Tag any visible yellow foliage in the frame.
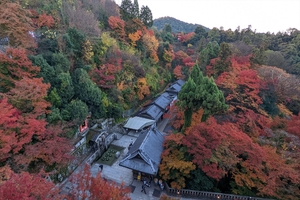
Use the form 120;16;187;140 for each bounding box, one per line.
159;148;196;189
137;78;150;100
162;49;174;63
99;32;118;57
277;103;293;116
101;94;110;108
82;40;94;62
142;33;159;64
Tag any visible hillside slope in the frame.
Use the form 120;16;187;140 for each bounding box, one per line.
153;16;209;33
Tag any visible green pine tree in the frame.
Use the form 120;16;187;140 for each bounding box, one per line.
120;0;134;21
132;0;139;18
178;64;228;129
140;5;153;27
214;42;232;76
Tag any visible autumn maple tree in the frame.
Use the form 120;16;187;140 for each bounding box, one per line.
159;133;196;189
0;48;72;171
108;16;126;41
68;165;130;200
0;166;62;200
286;112;300;138
178;32;195;44
31;10;55;29
173;65;185;80
91;63;121;89
0;2;36;49
216;56;267;115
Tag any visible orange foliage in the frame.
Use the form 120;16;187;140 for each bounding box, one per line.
178;32;195;43
150;51;159;64
236;69;263;104
137;78;150;100
0;2;36;48
254;146;299;200
173;65;185;80
183;117;271;180
216;56;267;115
236;109;271;137
160;133;196;189
8;77;50;116
32;12;55;28
128;30;142;46
0;48;71;170
142;33;159;64
163;103;184;130
117;81;125;90
69;165;130;200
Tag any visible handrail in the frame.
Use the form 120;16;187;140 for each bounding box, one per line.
164;182;274;200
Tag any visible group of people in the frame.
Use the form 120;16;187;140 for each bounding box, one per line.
141;177;151;194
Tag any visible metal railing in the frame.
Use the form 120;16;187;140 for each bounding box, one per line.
164;182;273;200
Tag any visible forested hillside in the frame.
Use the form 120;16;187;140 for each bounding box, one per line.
153;16;209;33
0;0;300;199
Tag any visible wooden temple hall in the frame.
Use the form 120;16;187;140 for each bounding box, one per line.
119;124;164;179
120;80;185;180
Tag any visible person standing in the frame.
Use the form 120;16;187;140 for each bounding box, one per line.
141;184;146;194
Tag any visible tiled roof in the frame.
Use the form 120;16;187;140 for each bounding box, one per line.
166;83;181;93
166;79;185;94
136;104;164;121
119;125;164;175
0;37;9;45
176;79;185;86
123;116;155;131
151;92;173;110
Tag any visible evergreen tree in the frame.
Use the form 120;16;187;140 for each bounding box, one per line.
214;42;232;76
199;77;228;121
132;0;139;18
120;0;133;21
178;64;228;128
199;41;220;70
208;27;221;43
140;5;153;27
177;77;197;129
163;24;172;33
250;46;265;66
189;26;207;45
